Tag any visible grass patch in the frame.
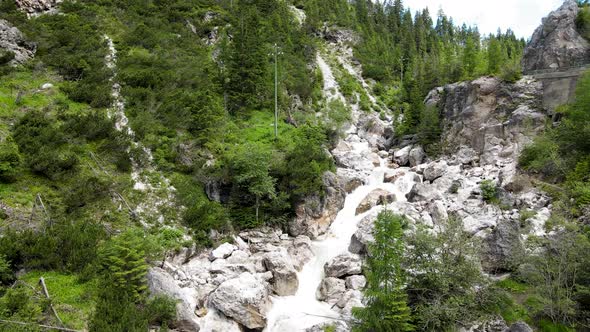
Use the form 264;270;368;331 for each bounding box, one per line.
21;271;97;330
496;278;529;293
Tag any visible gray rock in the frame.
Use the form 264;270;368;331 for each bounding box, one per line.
509;321;533;332
0;20;36;66
349;213;376;255
523;0;589;72
355;189;395;215
290;172;346;239
393;146;412;166
209;243;237;261
263;251;299;296
424;160;447;182
409;146;426;167
15;0;61;15
324;253;362;278
200;309;241;332
406;183;443;202
316;277;346;304
484;218;523;272
345;275;367;290
427;200;448;225
336;289;363;309
147;268;200;331
209;272;271;329
288;235;314;271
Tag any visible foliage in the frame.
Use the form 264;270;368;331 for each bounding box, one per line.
405;217;492;330
576;7;590;40
0;137;22;183
480;180;499;202
97;230;149;302
353;211;414;331
517;225;590;326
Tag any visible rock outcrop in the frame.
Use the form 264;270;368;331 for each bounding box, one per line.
425;76;545;168
0;19;36;66
324;253;362;278
522;0;589;72
355;189;395;215
290;172;346;239
15;0;62;15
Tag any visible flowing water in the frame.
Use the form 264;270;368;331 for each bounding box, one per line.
265;147;417;331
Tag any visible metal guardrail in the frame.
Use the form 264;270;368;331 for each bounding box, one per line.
525;63;590;76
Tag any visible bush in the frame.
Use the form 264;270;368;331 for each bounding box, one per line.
500;60;523;83
145;295;177;327
0;138;22;183
519;135;566;180
576;7;590;40
480;180;498;202
0;50;15;65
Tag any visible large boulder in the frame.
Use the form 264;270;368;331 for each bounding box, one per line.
393;146;412;166
209;243;237;261
409;146;426;167
522;0;590;72
316;277;346;304
287;235;314;271
263;251;299;296
208;272;271;329
200;309;241;332
349;213;376;255
290;172;346;239
355;189;395;215
406;183;443;202
0;20;36;66
345;275;367;290
484;218;524;273
147;268;200;331
324;253;362;278
423;160;447;182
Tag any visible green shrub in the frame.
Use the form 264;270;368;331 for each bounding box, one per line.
480;180;498;202
500;60;523;83
519;135;566;179
0;138;22;183
576;7;590;40
0;50;15;65
145;295;177;327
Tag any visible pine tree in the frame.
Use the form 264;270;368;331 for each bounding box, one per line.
98;230;149;302
353;211;414;332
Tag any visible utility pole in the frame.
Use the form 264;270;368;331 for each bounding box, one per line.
273;43;282;140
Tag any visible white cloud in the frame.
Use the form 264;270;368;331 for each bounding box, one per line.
401;0;564;39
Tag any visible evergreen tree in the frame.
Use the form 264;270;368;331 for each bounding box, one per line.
97;230;149;302
353;211;414;332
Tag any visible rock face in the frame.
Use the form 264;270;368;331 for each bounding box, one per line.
0;19;36;66
522;0;589;72
425;76;546;167
290;172;346;239
147;268;200;331
15;0;62;15
209;272;271;329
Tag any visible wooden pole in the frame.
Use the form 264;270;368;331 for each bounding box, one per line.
39;277;64;327
0;319;83;332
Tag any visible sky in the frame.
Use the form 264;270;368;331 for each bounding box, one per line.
402;0;565;39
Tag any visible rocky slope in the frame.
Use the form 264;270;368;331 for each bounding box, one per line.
0;19;35;66
523;0;589;72
15;0;62;16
